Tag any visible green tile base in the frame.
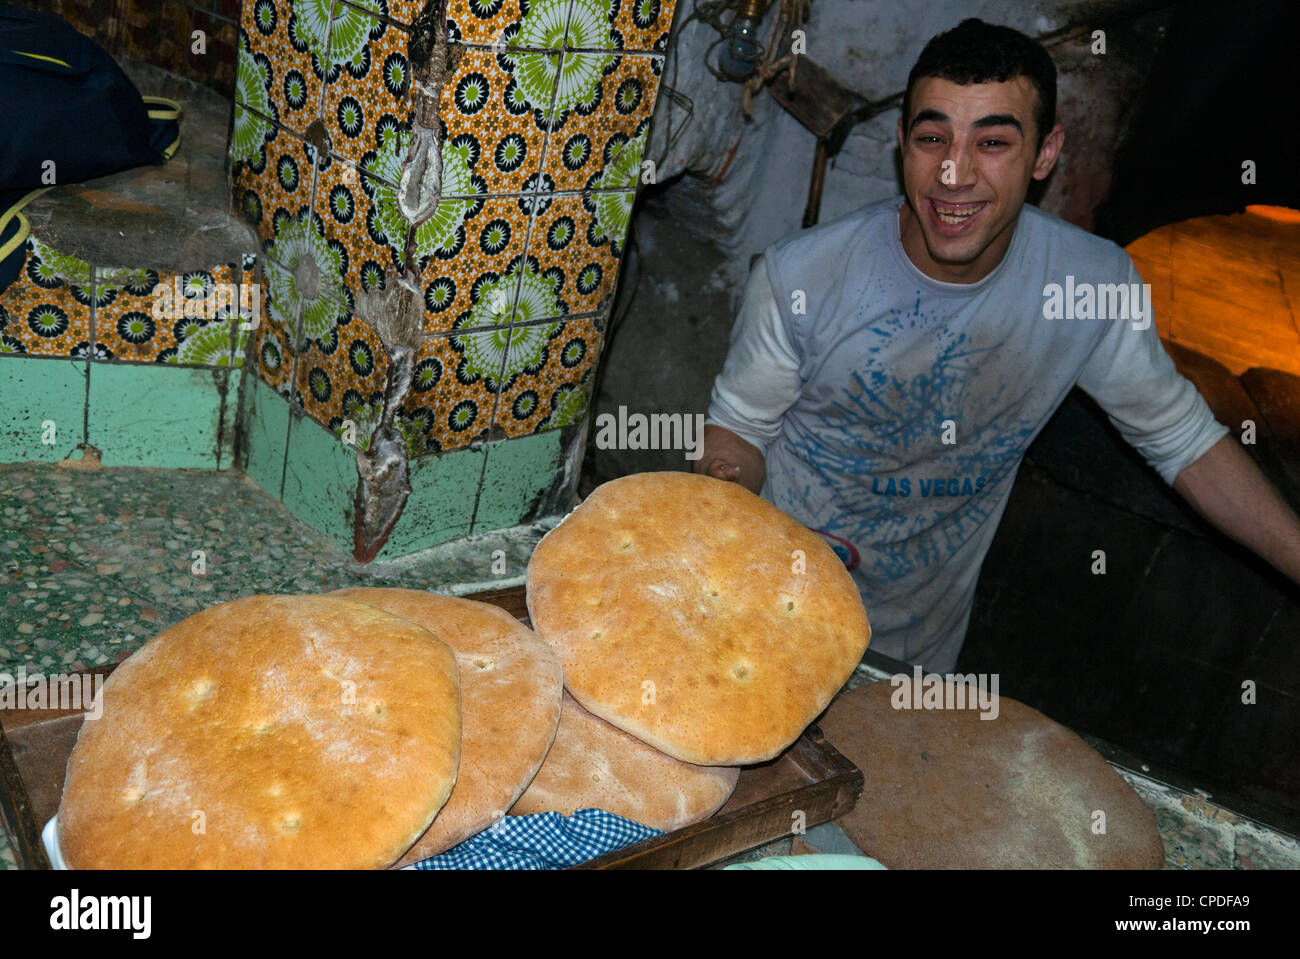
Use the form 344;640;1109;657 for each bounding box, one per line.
86;363;239;469
473;431;566;534
280;411;360;554
242;398;564;561
0;356;87;463
375;445;484;560
2;354;574;560
240;375;291;499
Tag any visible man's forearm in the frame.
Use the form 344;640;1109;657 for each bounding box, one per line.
1173;435;1300;586
694;424;766;495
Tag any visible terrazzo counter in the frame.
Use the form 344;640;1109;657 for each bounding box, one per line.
0;462;548;677
2;462;1297;869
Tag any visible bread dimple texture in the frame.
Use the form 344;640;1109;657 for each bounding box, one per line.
527;472;871;765
327;588;563;865
57;594;461;869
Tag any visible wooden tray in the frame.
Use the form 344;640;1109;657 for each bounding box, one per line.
0;586;863;870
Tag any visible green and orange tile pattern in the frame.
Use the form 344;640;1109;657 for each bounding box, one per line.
0;238;254;368
233;0;673;460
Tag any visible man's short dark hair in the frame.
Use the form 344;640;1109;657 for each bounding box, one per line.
903;18;1057;150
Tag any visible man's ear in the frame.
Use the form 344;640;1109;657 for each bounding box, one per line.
1032;123;1065;181
897;115;906;154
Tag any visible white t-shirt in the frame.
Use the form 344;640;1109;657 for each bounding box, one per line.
707;197;1227;671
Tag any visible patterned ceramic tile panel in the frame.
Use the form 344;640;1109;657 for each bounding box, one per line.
444;0;527;44
232;141;314;257
86;272;165;363
292;312;391;440
261;230;354;361
321;6;412;167
221;0;673;476
0;302;17;357
253;284;297;396
94;265;244;366
416;195;533;333
398;330;504;453
314;0;392;80
606;0;674;54
502;31;593;133
454;0;678;54
3;233;254;367
0;240;92;357
525;190;628;315
540;52;659;191
439;46;549;195
315;158;409;305
240;0;332;132
564;0;618;49
232;15;318;255
493;313;599;437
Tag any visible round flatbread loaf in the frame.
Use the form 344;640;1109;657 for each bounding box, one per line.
527;471;871;765
329;588;563;865
820;682;1166;869
511;691;740;831
58;594;461;869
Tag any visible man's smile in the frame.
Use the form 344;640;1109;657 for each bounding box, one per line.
927;198;989;234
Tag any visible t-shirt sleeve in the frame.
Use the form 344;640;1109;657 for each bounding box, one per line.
1075;258;1229;485
705;255;802;453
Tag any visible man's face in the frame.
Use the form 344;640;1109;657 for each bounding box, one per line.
897;75;1063;283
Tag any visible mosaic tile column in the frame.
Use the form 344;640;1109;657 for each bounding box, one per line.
233;0;674;560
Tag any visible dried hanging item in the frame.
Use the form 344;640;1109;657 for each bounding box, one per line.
740;0;811;117
352;0;462;563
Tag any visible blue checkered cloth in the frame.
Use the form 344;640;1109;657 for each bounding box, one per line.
408;810;662;870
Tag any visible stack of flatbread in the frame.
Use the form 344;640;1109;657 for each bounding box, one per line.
57;471;871;866
514;471;871;827
328;588;564;864
57;589;569;868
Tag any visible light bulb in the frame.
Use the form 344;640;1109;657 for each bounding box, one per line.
717;1;769;81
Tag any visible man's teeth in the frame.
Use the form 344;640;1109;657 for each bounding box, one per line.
934;202;982;224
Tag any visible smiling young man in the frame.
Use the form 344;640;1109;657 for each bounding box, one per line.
697;18;1300;672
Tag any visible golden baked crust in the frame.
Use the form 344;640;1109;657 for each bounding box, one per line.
329;588;563;865
526;472;871;765
511;691;739;831
57;595;461;869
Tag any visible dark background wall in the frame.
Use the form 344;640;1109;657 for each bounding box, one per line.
1094;0;1300;243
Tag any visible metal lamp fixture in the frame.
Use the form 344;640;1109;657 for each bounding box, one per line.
717;0;770;80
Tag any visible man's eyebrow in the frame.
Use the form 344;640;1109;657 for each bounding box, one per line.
973;114;1023;133
908;110;1023;134
908;108;948;133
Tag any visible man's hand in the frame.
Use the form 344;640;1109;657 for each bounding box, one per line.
693;424;766;495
